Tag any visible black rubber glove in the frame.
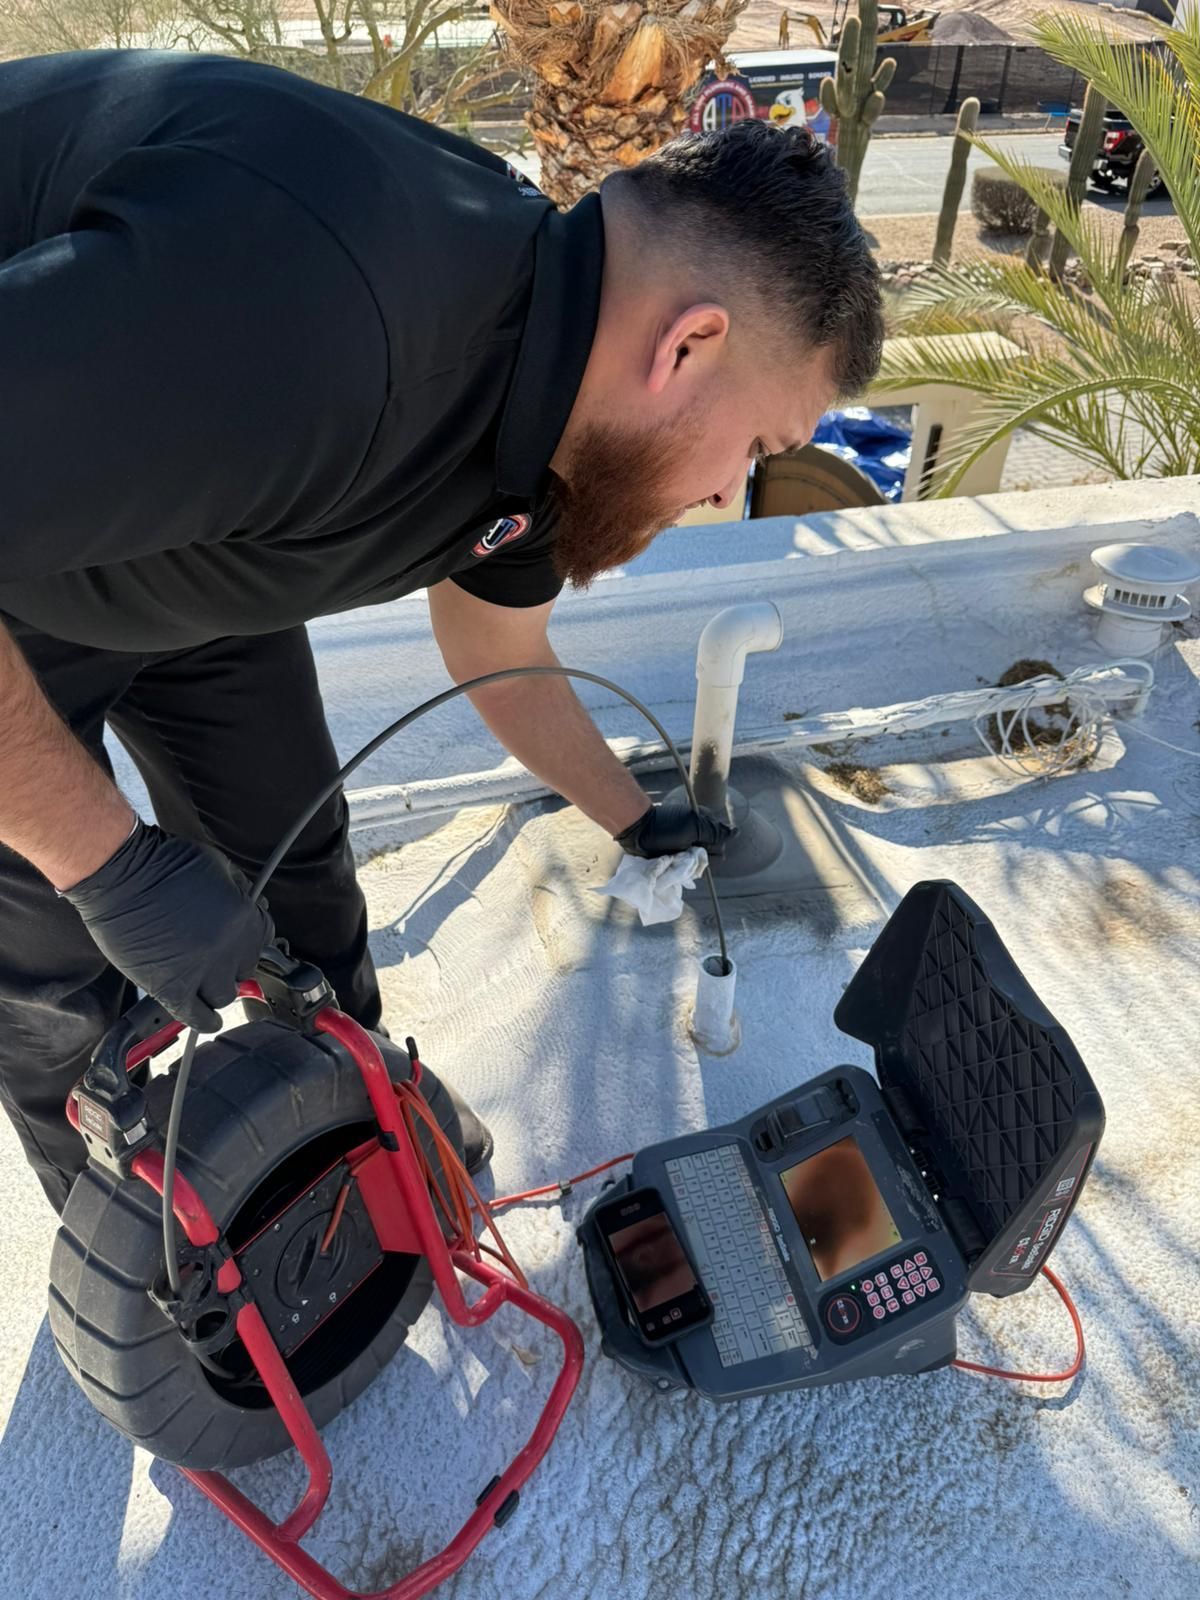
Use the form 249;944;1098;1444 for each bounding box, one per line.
63;821;275;1032
614;803;736;860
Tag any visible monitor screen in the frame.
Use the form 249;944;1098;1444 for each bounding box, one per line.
780;1136;903;1281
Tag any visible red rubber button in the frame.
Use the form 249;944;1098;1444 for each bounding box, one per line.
914;1252;928;1266
873;1306;886;1320
927;1277;940;1293
902;1290;915;1305
913;1283;927;1298
921;1265;933;1280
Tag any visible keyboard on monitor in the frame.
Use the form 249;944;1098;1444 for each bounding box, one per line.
666;1144;815;1368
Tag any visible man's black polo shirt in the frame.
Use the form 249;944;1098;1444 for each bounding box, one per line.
0;51;603;651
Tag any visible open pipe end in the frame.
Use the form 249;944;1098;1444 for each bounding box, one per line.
690;955;739;1055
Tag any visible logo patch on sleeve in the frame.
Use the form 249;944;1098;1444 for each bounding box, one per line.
473;514;531;558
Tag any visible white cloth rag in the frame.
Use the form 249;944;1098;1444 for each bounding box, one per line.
594;847;708;926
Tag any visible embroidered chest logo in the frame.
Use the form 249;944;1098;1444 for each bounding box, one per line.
504;161;544;199
473;514;530;558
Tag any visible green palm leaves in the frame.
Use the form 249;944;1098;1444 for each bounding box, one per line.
876;14;1200;495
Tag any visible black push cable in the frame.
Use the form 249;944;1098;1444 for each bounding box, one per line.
162;665;730;1294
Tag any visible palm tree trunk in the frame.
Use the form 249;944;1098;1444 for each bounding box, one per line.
492;0;752;207
527;81;684;206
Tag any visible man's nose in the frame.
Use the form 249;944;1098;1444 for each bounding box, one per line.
707;465;748;511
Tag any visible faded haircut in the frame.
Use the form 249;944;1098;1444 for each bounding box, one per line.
604;119;883;399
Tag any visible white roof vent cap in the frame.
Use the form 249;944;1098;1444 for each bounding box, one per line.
1084;541;1200;655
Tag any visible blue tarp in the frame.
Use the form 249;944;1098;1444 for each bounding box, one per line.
811;406;912;502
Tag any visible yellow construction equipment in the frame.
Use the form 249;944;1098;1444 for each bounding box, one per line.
778;10;829;47
876;5;938;43
777;5;938;50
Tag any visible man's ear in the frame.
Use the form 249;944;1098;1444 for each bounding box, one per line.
646;303;731;396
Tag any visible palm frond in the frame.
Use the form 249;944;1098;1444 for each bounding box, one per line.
891;302;1015;339
933;381;1200;494
877;329;1200;495
876;13;1200;498
1162;14;1200;103
1028;15;1200;265
893;259;1125;365
966;138;1141;315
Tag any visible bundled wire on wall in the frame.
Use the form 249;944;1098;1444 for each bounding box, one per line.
974;660;1155;777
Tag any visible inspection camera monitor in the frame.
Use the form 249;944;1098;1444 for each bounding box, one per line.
580;881;1105;1397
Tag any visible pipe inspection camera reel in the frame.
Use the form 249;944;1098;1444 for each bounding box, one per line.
578;882;1105;1398
53;949;582;1600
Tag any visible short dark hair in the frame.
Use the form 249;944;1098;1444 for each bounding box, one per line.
607;119;883;399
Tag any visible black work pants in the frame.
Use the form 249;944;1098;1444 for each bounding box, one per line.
0;617;379;1214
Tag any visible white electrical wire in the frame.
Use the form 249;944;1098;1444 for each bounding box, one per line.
973;660;1157;777
1120;721;1200;761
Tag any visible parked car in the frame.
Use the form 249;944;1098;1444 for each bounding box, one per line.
1060;109;1168;199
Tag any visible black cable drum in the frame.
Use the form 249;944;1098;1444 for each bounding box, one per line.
48;1020;465;1470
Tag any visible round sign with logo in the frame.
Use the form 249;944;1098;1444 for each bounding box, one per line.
688;74;758;134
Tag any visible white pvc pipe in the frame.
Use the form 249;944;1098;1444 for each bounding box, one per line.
688;603;783;812
690;956;739;1055
1094;610;1166;658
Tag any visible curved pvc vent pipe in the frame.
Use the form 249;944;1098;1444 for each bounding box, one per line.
689;603;783;813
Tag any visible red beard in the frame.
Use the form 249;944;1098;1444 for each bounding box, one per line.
548;417;695;590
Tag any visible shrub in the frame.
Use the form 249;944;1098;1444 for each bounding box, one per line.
972;166;1065;234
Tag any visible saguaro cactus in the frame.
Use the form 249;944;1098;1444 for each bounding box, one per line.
1118;147;1157;280
1048;81;1107;280
1024;205;1052;270
933;96;979;267
819;0;896;205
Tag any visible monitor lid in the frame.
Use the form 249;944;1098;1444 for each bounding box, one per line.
834;881;1105;1295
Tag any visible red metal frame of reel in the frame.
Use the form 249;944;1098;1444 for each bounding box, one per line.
65;991;585;1600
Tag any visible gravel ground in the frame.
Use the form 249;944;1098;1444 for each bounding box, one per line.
865;206;1191;267
731;0;1161;49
